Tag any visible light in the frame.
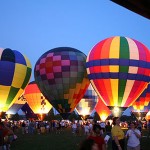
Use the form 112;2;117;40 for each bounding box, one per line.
112;106;121;117
80;108;90;117
101;113;108;122
146;111;150;121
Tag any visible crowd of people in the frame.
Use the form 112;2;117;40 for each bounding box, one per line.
0;117;149;150
79;118;150;150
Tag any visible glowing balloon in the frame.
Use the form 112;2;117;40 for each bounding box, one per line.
130;102;150;120
0;48;32;112
86;36;150;110
34;47;90;118
95;98;111;121
24;81;52;115
141;84;150;106
75;84;98;119
130;83;150;113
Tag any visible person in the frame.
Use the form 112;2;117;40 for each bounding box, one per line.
71;120;77;135
76;120;81;136
125;122;141;150
147;119;150;138
79;139;99;150
105;121;112;137
136;121;142;135
111;117;125;150
84;122;90;135
21;121;26;134
100;121;106;133
88;124;106;150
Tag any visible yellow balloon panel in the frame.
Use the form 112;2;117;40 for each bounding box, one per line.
12;64;27;88
25;94;52;114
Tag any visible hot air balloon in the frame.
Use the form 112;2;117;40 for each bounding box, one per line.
130;103;150;121
95;98;111;121
6;95;26;117
86;36;150;117
24;81;52;120
130;84;150;120
0;48;32;113
34;47;90;119
75;84;98;120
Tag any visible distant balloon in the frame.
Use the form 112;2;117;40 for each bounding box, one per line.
34;47;90;119
130;84;150;112
95;98;111;121
24;81;52;115
75;84;98;119
130;102;150;121
0;48;32;112
86;36;150;112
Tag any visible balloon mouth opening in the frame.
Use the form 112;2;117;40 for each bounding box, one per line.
107;106;127;111
132;112;147;121
79;115;90;120
108;106;128;117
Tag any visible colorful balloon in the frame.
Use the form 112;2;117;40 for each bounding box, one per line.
0;48;32;112
130;84;150;112
34;47;90;118
95;98;111;121
75;84;98;119
86;36;150;109
24;81;52;115
6;95;26;115
129;84;150;120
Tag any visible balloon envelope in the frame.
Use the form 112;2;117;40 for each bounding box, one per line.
24;81;52;114
75;84;98;117
86;36;150;108
95;98;111;121
34;47;90;117
0;48;32;112
6;95;26;115
130;84;150;112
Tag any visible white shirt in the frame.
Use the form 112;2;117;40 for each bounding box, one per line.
126;129;141;147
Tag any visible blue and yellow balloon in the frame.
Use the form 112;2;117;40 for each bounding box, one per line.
0;48;32;112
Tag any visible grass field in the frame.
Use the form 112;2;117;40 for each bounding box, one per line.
10;128;150;150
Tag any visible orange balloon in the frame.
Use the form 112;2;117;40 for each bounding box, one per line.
24;81;52;115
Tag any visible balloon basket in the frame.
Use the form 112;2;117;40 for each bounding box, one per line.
37;113;46;121
79;115;89;121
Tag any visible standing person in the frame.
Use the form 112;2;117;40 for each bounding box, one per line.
72;120;77;135
105;121;112;137
88;124;106;150
125;122;141;150
100;121;106;133
79;139;99;150
84;122;90;136
21;121;26;134
111;117;125;150
147;119;150;138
